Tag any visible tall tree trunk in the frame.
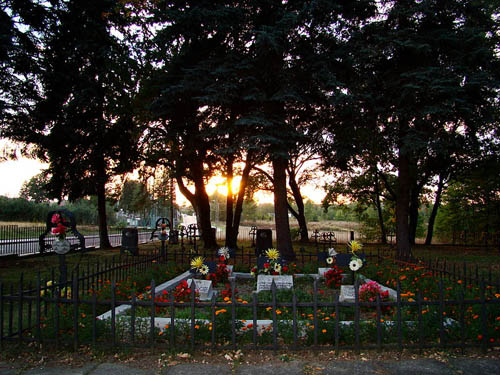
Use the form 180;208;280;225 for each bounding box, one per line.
96;159;111;248
226;155;253;249
288;167;309;242
176;168;217;249
191;162;217;249
225;156;235;245
425;174;444;245
374;172;387;244
408;188;419;245
396;148;411;258
273;156;295;260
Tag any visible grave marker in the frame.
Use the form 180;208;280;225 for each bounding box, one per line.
255;229;272;257
339;285;356;303
187;279;214;301
256;274;293;293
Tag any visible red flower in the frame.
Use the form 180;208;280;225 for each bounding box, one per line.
264;263;270;269
282;265;289;273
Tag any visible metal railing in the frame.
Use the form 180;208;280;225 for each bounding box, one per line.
0;225;152;257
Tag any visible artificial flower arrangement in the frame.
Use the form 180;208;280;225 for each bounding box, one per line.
173;280;199;303
359;280;391;313
324;247;343;288
190;248;232;287
251;248;289;276
208;247;231;286
348;240;364;272
190;256;209;276
51;213;68;240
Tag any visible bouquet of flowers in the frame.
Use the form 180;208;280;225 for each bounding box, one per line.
251;248;289;276
359;280;391;312
323;247;343;288
173;280;198;303
190;256;209;275
51;213;68;240
348;240;364;272
206;247;231;286
326;247;337;265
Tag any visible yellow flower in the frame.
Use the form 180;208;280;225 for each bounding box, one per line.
265;248;280;261
348;240;363;254
46;280;53;287
190;256;205;270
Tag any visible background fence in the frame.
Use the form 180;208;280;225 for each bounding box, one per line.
0;225;152;257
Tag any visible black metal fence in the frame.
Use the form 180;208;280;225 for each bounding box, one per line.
0;225;152;257
1;248;499;352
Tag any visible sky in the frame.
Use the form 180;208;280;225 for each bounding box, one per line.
0;157;48;198
0;154;326;205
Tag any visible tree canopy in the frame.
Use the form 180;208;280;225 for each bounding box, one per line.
1;0;498;254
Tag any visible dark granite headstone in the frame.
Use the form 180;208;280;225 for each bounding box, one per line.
255;229;272;256
121;227;139;255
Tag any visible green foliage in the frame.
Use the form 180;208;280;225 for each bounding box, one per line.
435;157;500;242
0;195;118;225
19;173;51;203
119;180;152;216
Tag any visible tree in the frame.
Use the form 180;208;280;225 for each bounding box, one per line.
3;0;142;248
0;0;46;126
19;172;51;203
322;0;499;258
323;164;393;244
119;180;152;217
435;155;500;244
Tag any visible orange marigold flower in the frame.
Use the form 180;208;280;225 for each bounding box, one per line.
322;329;327;333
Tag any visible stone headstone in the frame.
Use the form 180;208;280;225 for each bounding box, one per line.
121;227;139;255
256;275;293;293
187;279;213;301
339;285;356;303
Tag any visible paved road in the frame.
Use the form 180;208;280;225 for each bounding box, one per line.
0;232;152;257
1;358;499;375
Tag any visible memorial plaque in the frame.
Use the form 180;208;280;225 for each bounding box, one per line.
53;239;71;255
187;279;213;300
256;275;293;293
339;285;356;303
